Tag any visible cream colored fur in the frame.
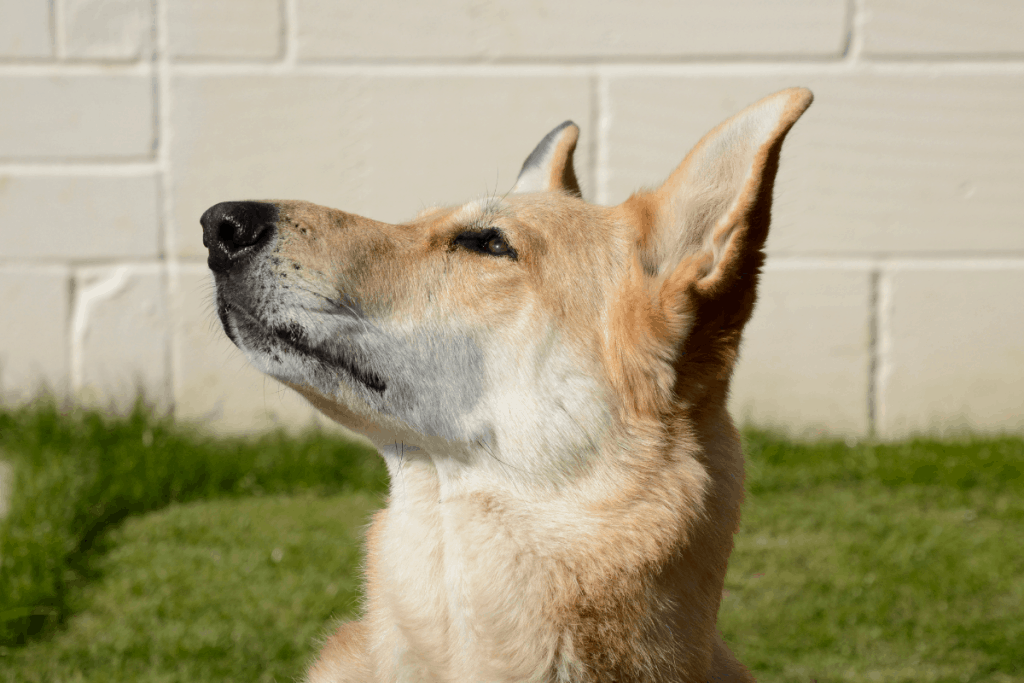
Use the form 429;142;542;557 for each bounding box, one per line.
204;88;813;682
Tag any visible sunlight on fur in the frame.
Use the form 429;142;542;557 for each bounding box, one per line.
201;87;813;682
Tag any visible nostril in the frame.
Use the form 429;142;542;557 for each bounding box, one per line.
201;201;279;273
217;219;242;247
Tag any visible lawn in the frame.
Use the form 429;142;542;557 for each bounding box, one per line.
0;404;1021;682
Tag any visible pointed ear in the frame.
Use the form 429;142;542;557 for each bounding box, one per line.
512;121;582;196
612;88;812;411
641;88;812;289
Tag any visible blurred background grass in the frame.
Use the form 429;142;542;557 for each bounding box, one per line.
0;403;1021;682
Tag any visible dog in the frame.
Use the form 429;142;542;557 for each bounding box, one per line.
202;87;812;682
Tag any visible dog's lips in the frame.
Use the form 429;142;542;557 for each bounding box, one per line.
270;323;388;394
219;295;387;395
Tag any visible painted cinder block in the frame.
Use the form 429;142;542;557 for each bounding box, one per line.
168;0;282;60
296;0;847;60
730;265;873;437
605;73;1024;255
0;267;70;401
170;265;335;434
170;74;591;257
863;0;1024;56
0;0;51;59
0;76;154;159
62;0;152;61
0;175;160;259
878;265;1024;438
74;266;169;409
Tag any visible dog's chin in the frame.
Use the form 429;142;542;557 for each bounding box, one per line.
282;380;392;440
217;296;388;397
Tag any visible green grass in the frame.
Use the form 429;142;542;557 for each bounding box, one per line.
0;400;384;646
720;434;1024;682
1;493;379;683
0;403;1022;681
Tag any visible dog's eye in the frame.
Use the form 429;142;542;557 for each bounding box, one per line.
452;228;517;260
484;235;511;256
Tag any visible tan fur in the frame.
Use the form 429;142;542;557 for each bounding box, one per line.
204;88;813;682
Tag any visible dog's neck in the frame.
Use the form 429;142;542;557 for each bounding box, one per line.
367;407;744;681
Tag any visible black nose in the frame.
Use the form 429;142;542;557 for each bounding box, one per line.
201;201;279;274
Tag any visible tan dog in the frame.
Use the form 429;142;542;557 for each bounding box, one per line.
202;87;812;683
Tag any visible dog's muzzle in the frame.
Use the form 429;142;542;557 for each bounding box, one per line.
201;201;279;274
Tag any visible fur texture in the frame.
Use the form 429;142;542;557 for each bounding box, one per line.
203;87;813;682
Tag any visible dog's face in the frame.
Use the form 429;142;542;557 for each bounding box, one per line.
206;191;631;483
204;89;812;487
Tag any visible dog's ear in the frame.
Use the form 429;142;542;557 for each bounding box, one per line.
634;88;812;338
614;88;811;407
641;88;812;285
512;121;582;196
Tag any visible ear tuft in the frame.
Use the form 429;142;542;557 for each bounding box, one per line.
512;121;582;196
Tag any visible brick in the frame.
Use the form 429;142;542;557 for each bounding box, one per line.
63;0;151;61
170;265;338;434
0;175;160;259
170;74;591;257
605;74;1024;255
0;0;51;58
864;0;1024;56
73;266;169;409
729;265;873;437
296;0;847;60
0;76;153;159
169;0;281;60
878;266;1024;438
0;267;69;401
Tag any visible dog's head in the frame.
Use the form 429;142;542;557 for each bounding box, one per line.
203;88;811;483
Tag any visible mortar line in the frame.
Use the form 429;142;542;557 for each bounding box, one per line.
167;60;1024;75
0;162;161;175
840;0;854;61
6;59;1024;78
0;262;75;273
283;0;299;66
0;63;151;75
866;266;880;437
873;265;895;440
845;0;867;65
1;260;168;270
154;0;176;415
66;272;75;400
69;266;131;394
881;258;1024;269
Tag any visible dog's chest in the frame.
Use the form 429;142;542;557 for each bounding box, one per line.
376;485;570;681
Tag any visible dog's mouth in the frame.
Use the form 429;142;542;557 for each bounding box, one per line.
220;298;388;395
271;322;387;394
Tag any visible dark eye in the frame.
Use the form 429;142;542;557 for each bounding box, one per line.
485;235;511;256
452;227;517;260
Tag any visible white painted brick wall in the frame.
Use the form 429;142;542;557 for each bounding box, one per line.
63;0;153;61
0;0;1021;439
0;2;52;58
167;0;282;60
